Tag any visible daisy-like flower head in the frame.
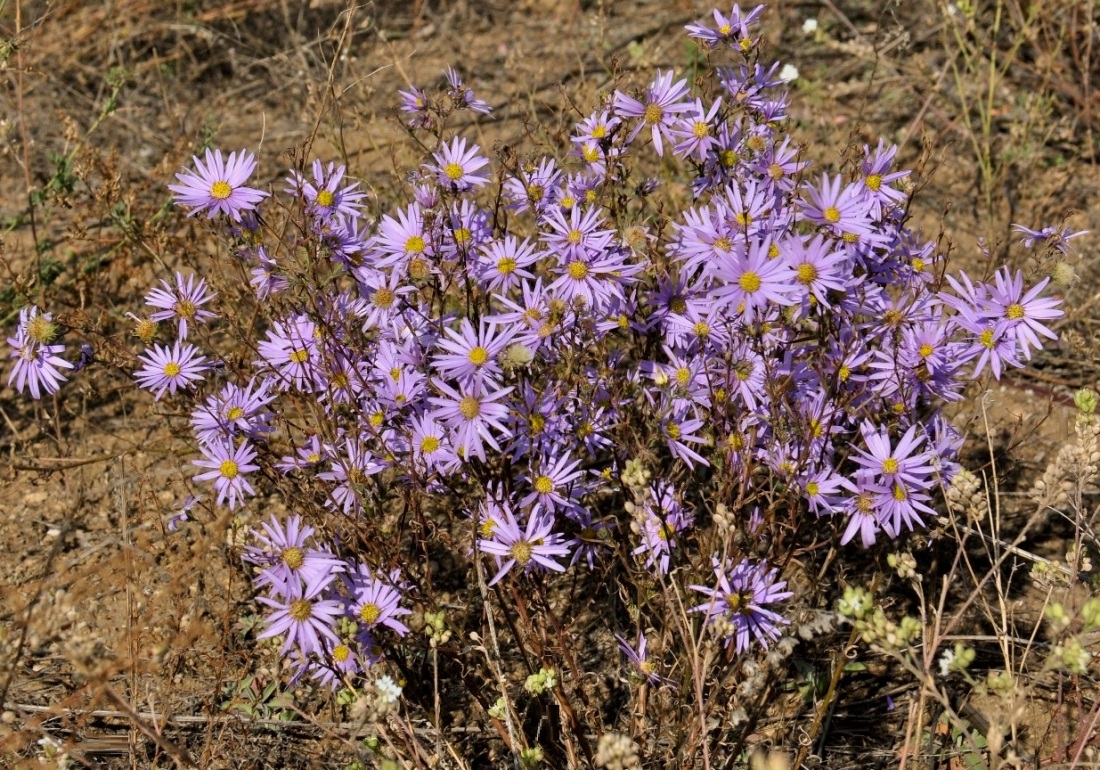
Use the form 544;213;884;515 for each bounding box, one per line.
286;159;367;222
614;630;674;687
612;69;693;157
256;577;343;657
168;148;269;221
685;4;767;53
345;562;411;636
7;306;73;399
244;514;347;598
144;271;218;340
190;377;275;444
429;136;490;192
192;438;260;510
432;318;515;387
478;499;571;585
689;557;793;653
852;420;935;490
134;341;207;400
985;268;1064;361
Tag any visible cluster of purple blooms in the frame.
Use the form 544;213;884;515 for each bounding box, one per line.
6;5;1082;687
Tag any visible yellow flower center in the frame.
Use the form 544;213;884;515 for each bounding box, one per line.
882;458;900;475
918;343;934;358
497;257;517;275
739;271;762;293
566;229;582;245
479;520;496;538
534;475;554;494
468;346;489;366
290;348;309;364
316;189;336;207
806;481;820;496
220;459;239;479
174;299;196;320
719;150;738;168
734;211;752;227
333;644;350;662
289;599;312;621
582;145;600;163
444;162;464;181
210;181;233;200
893;483;907;501
1005;303;1024;321
373;287;395;308
675;367;691;386
865;173;882;192
568;260;589;280
281;547;304;569
510;540;533;566
823;206;841;223
420;435;440;454
359;603;381;624
797;263;818;284
27;316;57;344
459;395;480;419
164;362;181;377
979;328;995;349
453;227;472;245
693;321;710;337
405;235;425;254
226;406;244;420
644;103;663;125
592;125;607;139
768;162;784;180
692;121;710;139
527;184;544;202
530;414;546;433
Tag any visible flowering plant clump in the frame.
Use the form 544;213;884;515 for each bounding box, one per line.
5;3;1084;761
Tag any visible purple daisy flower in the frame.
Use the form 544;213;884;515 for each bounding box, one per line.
479;501;571;585
190;377;275;444
521;452;587;514
168;148;269;221
429;379;514;463
429;136;490;192
985;268;1064;361
144;271;218;340
285;159;366;221
802;173;876;239
256;576;343;656
345;564;411;636
689;558;793;653
615;630;674;687
685;4;766;52
851;421;935;490
432;318;515;387
134;341;207;400
632;482;692;575
244;514;346;598
613;69;693;157
7;307;73;399
477;236;542;294
192;438;260;510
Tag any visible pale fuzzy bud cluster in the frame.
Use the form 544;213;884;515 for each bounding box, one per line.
945;467;988;522
712;502;733;534
1031;408;1100;505
595;732;642;770
888;551;919;580
938;641;976;675
621;458;652;492
523;667;557;695
857;607;922;652
423;610;453;647
1044;598;1100;675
